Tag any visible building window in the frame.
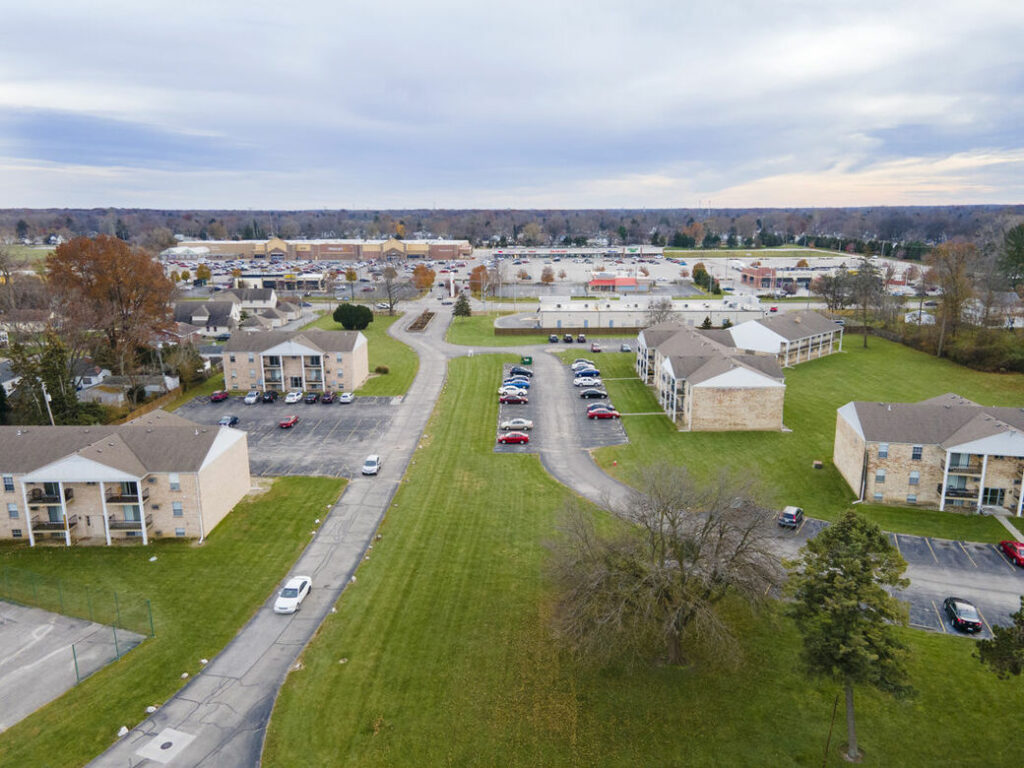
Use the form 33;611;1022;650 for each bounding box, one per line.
911;445;923;461
229;354;236;363
873;492;883;501
878;443;888;459
250;369;256;378
11;529;22;538
248;352;255;362
175;527;186;537
231;371;238;378
172;502;184;517
875;469;886;484
336;353;343;363
126;530;142;537
2;475;13;492
907;494;917;504
169;473;180;491
8;503;18;518
909;471;920;486
122;505;141;522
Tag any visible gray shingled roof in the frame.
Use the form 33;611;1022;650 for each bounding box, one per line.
851;399;1024;445
173;301;237;328
753;310;841;340
222;330;362;353
0;421;223;475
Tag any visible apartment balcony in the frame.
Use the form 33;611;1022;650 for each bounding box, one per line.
105;487;150;504
938;485;976;499
943;461;983;476
108;514;153;530
28;487;74;504
32;514;79;531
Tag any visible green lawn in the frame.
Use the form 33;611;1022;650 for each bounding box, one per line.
0;476;344;768
447;312;551;347
163;371;226;411
4;244;53;264
581;339;1022;541
264;354;1024;767
303;311;418;396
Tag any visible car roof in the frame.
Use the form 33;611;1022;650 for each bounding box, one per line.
284;575;310;587
366;454;380;462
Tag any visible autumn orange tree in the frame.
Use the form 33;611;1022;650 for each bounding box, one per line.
468;265;489;296
47;235;174;373
412;264;436;292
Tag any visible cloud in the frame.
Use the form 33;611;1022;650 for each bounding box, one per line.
1;0;1022;207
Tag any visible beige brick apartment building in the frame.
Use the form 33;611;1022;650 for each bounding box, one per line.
221;330;369;393
0;411;250;546
834;394;1024;514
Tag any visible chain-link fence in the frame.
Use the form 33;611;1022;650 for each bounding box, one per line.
0;565;154;637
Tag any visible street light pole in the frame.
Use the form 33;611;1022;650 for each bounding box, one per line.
40;380;55;426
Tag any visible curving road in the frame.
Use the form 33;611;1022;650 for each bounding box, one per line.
88;297;1024;766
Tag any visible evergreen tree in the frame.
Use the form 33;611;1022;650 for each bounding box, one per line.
453;293;471;317
976;596;1024;679
788;511;911;762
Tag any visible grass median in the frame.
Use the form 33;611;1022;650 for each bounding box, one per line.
0;476;345;768
447;312;551;347
264;354;1024;767
304;310;418;396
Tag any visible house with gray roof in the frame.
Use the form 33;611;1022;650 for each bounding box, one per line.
221;330;368;393
0;410;250;546
172;301;241;337
834;393;1024;514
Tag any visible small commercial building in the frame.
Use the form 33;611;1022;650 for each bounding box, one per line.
536;295;765;333
834;394;1024;514
0;411;250;546
221;330;369;393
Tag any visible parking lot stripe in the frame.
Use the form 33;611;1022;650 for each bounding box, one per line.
931;600;947;633
924;537;940;564
796;518;807;535
956;541;978;568
890;533;901;557
978;607;994;636
995;546;1020;572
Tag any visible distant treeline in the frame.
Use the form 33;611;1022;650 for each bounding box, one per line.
2;205;1022;256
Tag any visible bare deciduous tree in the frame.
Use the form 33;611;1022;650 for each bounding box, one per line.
644;297;675;326
548;465;784;667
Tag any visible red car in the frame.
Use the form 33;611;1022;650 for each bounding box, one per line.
499;393;528;404
1000;540;1024;566
279;415;300;429
210;390;229;402
497;431;530;445
588;409;620;419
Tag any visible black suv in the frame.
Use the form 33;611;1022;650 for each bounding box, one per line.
549;334;559;343
563;334;574;343
261;390;279;403
577;334;586;343
509;366;533;378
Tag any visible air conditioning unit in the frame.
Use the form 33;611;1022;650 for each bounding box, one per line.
147;477;157;484
151;504;160;510
29;505;39;511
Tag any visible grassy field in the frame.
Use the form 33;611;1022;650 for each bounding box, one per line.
4;244;52;264
264;354;1024;767
303;311;418;396
447;312;551;347
0;476;344;768
585;339;1022;541
162;371;226;411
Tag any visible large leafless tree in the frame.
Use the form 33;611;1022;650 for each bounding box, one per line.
548;465;784;667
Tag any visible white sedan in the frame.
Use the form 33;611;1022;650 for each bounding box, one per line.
243;390;260;405
284;390;304;404
573;377;602;388
273;575;312;614
338;392;354;404
500;418;534;431
499;384;528;396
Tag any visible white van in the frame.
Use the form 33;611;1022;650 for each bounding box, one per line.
362;455;382;476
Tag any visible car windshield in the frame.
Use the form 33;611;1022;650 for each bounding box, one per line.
364;460;377;469
281;588;299;598
956;602;980;620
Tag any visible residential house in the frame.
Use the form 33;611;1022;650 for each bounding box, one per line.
221;330;369;393
725;310;844;366
78;374;180;407
0;410;250;546
834;393;1024;514
172;301;241;337
0;359;20;397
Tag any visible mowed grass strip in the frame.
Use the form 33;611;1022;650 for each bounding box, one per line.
0;476;344;768
304;311;418;396
589;337;1021;541
447;312;551;347
264;356;1024;768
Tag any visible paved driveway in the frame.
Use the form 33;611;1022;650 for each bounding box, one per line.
177;395;396;477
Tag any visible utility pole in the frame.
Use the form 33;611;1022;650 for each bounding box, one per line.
40;380;55;426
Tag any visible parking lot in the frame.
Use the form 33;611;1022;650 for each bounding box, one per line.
178;395;396;477
772;515;1024;638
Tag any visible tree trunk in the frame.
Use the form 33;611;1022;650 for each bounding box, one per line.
845;681;860;761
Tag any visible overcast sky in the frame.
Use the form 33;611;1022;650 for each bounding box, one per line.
2;0;1022;209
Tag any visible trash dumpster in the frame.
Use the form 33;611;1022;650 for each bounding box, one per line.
520;355;533;365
